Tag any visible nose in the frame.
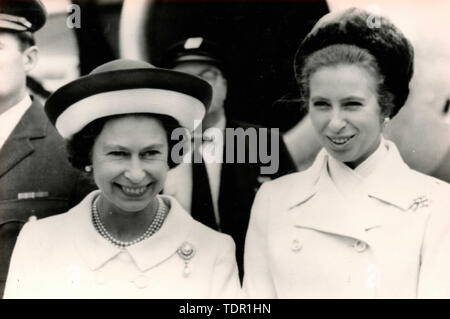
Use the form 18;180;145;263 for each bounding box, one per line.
124;158;146;184
328;109;347;133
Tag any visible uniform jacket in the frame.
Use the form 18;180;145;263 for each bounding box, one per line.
243;140;450;298
0;100;94;297
4;191;242;299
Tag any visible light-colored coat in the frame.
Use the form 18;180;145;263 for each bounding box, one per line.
4;191;241;299
243;141;450;298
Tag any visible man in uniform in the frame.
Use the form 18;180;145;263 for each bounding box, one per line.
0;0;94;296
162;37;297;280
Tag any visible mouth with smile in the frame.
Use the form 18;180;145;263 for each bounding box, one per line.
326;135;356;147
115;183;152;197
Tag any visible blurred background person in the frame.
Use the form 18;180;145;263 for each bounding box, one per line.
161;37;297;281
244;8;450;298
119;0;329;125
0;0;94;297
5;59;241;298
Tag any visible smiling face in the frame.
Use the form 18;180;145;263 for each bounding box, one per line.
308;64;384;168
91;115;169;213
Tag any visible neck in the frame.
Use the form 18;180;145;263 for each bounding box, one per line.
97;195;159;242
344;136;382;170
0;91;27;116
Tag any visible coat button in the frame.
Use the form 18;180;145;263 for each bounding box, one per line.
353;240;367;253
291;239;303;252
28;215;37;222
134;275;150;289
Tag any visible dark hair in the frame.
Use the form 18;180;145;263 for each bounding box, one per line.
67;113;183;170
293;8;414;118
299;44;395;118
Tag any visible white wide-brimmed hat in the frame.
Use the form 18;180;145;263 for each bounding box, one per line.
45;59;212;139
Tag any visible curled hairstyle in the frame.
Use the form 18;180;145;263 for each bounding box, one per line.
67;113;182;171
298;44;395;118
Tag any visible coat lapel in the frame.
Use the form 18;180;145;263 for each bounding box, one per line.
73;192;195;272
364;141;430;211
286;142;430;243
0;101;47;178
289;173;380;243
127;195;194;272
286;150;385;243
72;191;121;271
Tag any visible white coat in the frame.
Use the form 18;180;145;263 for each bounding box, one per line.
243;140;450;298
4;191;241;299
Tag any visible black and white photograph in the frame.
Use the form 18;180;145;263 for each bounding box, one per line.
0;0;449;302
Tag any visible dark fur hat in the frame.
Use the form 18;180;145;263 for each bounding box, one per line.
294;7;414;117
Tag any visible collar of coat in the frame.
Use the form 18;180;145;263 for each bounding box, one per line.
69;191;195;272
0;99;48;177
3;98;47;140
286;140;430;212
281;140;438;241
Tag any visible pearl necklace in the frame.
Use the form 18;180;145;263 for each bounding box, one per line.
91;195;167;248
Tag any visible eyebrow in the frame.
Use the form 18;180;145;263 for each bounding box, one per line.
341;96;365;102
310;96;366;102
310;97;330;102
103;143;165;150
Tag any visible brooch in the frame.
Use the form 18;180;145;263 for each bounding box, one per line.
177;242;196;277
407;196;431;212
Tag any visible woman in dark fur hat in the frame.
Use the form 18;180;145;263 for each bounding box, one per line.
243;8;450;298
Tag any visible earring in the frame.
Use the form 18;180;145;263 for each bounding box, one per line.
84;165;92;173
383;117;390;127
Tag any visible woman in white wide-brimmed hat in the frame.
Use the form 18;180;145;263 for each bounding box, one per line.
4;59;241;299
